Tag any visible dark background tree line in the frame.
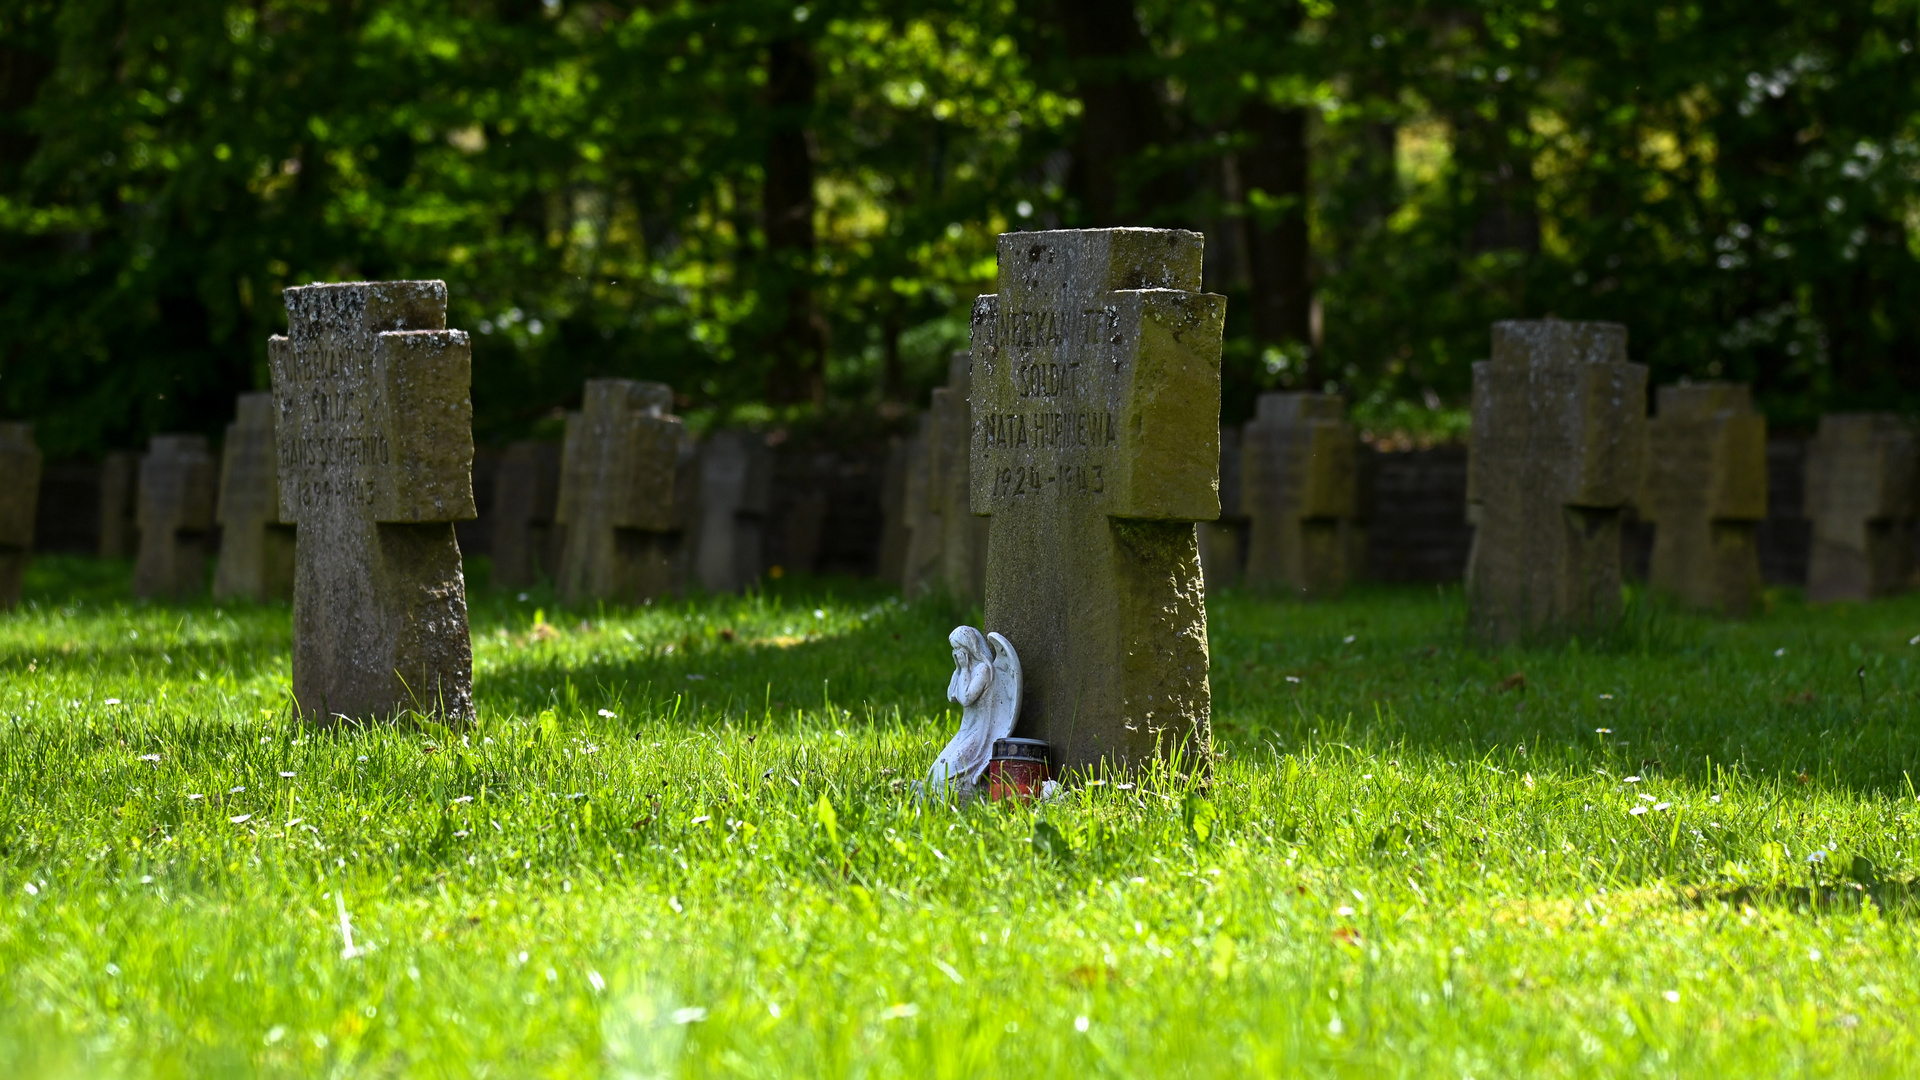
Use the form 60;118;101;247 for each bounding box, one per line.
2;0;1917;458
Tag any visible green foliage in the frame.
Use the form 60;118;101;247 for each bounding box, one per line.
3;0;1919;453
4;560;1920;1072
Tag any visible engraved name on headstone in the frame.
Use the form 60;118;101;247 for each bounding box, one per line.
133;435;216;599
269;280;477;722
214;392;296;602
1642;383;1766;615
692;430;772;593
972;228;1225;774
1466;320;1646;642
554;380;692;602
1805;413;1918;602
1242;393;1358;597
492;440;563;591
0;423;42;608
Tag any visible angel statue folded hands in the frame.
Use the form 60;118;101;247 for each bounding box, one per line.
923;626;1021;798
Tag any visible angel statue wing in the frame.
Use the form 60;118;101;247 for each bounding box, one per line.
985;632;1022;743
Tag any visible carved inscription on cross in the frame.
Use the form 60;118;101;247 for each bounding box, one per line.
554;379;691;603
971;228;1225;775
269;281;476;722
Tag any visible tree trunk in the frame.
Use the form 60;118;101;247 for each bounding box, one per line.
762;36;827;405
1047;0;1182;225
1239;99;1315;383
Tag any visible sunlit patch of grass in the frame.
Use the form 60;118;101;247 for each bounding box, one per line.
1;558;1918;1075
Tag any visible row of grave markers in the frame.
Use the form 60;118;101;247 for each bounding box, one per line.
2;231;1918;776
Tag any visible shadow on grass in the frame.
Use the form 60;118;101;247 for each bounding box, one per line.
19;555;1920;798
1207;581;1920;798
469;573;968;728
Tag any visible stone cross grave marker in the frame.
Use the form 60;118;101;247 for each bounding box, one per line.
1466;320;1646;642
1805;412;1917;602
930;351;988;604
133;434;216;599
1196;423;1246;589
269;280;476;722
98;450;138;559
876;433;912;586
693;430;772;592
554;380;691;602
971;228;1225;775
898;415;942;596
1242;393;1359;597
1642;383;1766;615
491;440;563;591
214;392;296;602
0;423;41;608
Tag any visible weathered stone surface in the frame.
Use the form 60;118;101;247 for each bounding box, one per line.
214;392;296;602
876;434;912;586
1242;393;1358;597
554;380;692;602
98;451;138;559
269;280;476;722
1196;424;1247;589
692;429;772;592
1641;383;1766;614
898;416;942;595
931;351;989;604
1466;320;1647;642
0;423;42;608
133;435;216;599
491;440;562;590
971;228;1225;775
1805;412;1917;602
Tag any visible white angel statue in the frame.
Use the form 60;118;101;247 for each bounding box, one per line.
923;626;1021;798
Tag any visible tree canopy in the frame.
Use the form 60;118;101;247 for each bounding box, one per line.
3;0;1918;457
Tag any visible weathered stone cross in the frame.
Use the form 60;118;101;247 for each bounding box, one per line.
269;281;476;722
133;434;216;600
491;439;562;592
970;228;1225;775
1467;319;1646;642
1242;392;1359;597
214;392;296;602
1641;383;1766;615
1805;412;1918;602
554;379;691;602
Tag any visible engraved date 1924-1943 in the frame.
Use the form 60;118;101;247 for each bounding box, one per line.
992;461;1104;499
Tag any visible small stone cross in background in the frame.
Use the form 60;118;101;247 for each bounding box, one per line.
1805;413;1917;602
133;434;216;600
214;392;296;602
1467;320;1646;642
1642;383;1766;615
1242;392;1359;597
554;380;692;602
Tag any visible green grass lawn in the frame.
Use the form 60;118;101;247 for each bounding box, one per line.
4;556;1919;1077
